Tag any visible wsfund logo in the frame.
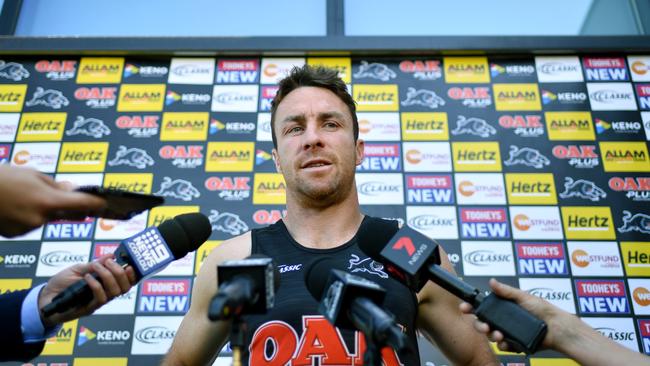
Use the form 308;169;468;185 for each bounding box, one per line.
464;250;512;266
135;326;176;344
40;251;86;266
634;287;650;306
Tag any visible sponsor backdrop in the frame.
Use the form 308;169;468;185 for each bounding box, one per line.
0;55;649;365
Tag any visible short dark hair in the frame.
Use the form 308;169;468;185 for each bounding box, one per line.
270;65;358;148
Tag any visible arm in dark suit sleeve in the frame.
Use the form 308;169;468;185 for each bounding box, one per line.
0;289;46;362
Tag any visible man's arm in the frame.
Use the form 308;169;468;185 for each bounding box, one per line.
163;232;252;366
416;246;498;366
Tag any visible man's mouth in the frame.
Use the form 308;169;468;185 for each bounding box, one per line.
301;159;332;169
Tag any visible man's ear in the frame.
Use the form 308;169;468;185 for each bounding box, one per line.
355;139;365;166
272;148;282;173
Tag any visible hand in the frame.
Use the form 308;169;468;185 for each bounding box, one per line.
37;254;137;327
459;278;569;352
0;165;106;237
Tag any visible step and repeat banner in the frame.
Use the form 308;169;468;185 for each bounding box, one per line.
0;55;649;365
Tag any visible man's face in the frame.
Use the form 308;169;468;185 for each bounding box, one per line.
272;86;364;205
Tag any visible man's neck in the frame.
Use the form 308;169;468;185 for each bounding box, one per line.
283;190;364;250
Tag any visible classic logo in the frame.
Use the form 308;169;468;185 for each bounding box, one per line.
205;142;254;172
117;84;165;112
0;60;29;81
535;56;583;82
552;144;599;169
168;58;214;85
447;87;491;108
204;176;251;201
57;142;109;172
353;61;396;81
516;243;567;275
159;145;203;169
583;57;628;81
444;57;490;83
587;82;638;111
211;84;259;112
599;141;650;172
357;143;401;172
215;59;260;83
308;57;351;83
399;59;442;80
154;177;200;202
406;206;458;239
0;84;27;112
406;174;453;204
461;241;515;276
76;57;124;84
16;112;66;142
25;87;69;110
66;116;111;138
520;278;575;313
545;112;595;140
160;112;208;141
131;316;183;354
450;116;496;138
452;142;502;172
505;173;557;205
561;206;615;240
35;59;76;80
115;115;159;138
209;209;249;236
37;242;91;277
459;208;509;239
576;280;629;314
498;114;544;137
356;173;404;205
609;177;650;202
400;87;445;109
503;145;550;169
401;112;448;140
493;83;541;111
104;173;153;194
559;177;606;202
107;146;154;169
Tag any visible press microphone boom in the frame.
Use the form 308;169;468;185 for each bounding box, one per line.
42;213;211;317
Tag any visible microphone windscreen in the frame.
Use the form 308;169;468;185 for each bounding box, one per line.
304;257;339;301
356;217;400;260
159;213;212;259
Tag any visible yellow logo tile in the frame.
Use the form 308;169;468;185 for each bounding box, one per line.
545;111;595;141
160;112;209;141
600;141;650;172
505;173;557;205
401;112;449;140
103;173;153;194
493;83;541;111
0;279;32;294
205;142;254;172
16;112;67;141
194;240;222;274
620;242;650;277
57;142;109;172
452;142;502;172
530;359;579;366
561;206;615;240
74;358;128;366
444;57;490;83
43;320;77;355
307;57;352;83
148;206;200;227
253;173;286;205
353;84;399;111
117;84;165;112
76;57;124;84
0;84;27;112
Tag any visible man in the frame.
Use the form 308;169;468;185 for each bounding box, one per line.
164;65;497;365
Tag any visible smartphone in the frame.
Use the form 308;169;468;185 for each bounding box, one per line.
75;186;165;220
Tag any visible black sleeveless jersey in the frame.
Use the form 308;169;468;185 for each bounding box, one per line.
239;216;421;366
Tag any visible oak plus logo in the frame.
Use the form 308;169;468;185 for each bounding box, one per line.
74;87;117;109
454;173;506;205
552;144;599;169
407;206;458;239
509;206;563;240
568;241;623;276
587;83;637;111
519;278;575;313
35;59;76;81
356;173;403;205
609;176;650;202
159;144;203;169
115;115;159;138
205;176;251;201
576;280;629;315
515;242;567;276
461;241;514;276
447;87;491;108
399;59;442;80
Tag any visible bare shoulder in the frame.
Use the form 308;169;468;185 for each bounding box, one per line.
204;231;252;267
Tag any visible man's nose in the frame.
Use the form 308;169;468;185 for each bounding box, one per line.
302;123;324;150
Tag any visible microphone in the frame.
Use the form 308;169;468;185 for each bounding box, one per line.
42;213;211;317
304;257;411;356
357;220;547;354
208;255;279;321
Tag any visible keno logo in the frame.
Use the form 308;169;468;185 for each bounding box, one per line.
609;177;650;202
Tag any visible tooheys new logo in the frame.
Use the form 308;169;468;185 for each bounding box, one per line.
459;208;508;239
609;177;650;202
552;145;599;168
516;243;567;275
447;87;491;108
399;59;442;80
498;114;543;137
637;84;650;110
159;145;203;168
115;115;159;138
576;280;629;314
35;60;76;80
44;218;94;240
259;85;278;112
248;316;402;365
640;320;650;354
216;59;259;83
406;175;453;204
584;57;628;81
138;279;190;313
74;87;117;109
357;143;401;172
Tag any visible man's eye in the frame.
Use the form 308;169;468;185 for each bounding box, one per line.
288;126;303;134
324;121;338;128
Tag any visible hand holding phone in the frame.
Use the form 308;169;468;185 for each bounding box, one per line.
71;186;165;220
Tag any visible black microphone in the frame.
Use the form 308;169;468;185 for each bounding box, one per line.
304;257;411;356
357;220;547;354
208;255;279;320
42;213;211;317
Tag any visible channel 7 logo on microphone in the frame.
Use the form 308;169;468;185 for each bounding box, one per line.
382;225;439;276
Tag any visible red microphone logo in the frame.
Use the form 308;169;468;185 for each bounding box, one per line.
393;237;416;256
